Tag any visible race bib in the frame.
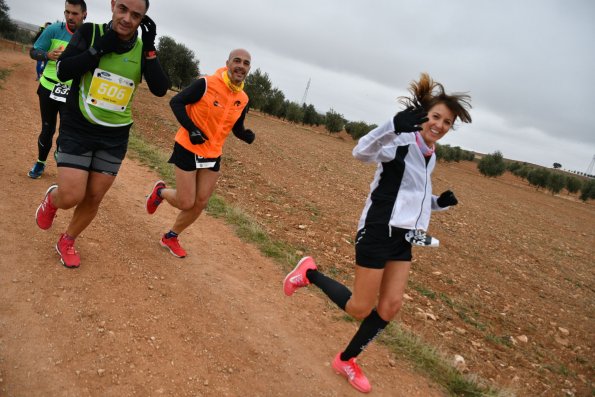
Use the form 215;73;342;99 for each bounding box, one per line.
195;155;216;169
49;83;70;103
86;68;135;112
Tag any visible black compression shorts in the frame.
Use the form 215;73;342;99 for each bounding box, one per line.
355;224;412;269
56;127;129;176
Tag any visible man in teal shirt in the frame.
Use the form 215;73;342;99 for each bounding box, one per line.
28;0;87;179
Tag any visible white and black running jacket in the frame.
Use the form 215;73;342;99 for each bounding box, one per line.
353;118;448;233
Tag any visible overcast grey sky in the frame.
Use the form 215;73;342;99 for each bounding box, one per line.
7;0;595;172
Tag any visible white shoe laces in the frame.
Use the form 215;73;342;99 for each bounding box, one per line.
290;274;305;286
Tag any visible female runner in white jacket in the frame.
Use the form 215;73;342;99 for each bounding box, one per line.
283;72;472;393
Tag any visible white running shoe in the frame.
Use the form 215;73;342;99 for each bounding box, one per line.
405;229;439;247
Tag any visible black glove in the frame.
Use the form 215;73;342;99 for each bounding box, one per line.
240;129;255;144
393;106;428;133
189;128;209;145
92;27;119;56
140;15;156;52
437;190;458;208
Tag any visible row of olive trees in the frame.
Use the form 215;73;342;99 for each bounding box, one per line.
0;0;36;43
478;151;595;201
244;68;378;139
435;144;475;163
157;36;199;90
0;0;199;91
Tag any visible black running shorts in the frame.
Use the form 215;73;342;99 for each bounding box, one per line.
168;142;221;172
56;128;128;176
355;224;412;269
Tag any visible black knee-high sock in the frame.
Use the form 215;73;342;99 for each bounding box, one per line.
306;269;352;311
341;309;389;361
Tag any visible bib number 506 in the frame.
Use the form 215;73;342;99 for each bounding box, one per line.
96;82;126;100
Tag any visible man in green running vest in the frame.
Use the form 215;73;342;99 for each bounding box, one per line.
28;0;87;179
34;0;169;268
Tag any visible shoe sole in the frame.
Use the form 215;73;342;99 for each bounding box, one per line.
283;256;314;296
146;180;165;214
160;239;186;258
55;243;80;268
35;184;58;230
28;172;42;179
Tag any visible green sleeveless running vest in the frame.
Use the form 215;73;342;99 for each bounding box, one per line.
37;23;73;91
78;24;142;127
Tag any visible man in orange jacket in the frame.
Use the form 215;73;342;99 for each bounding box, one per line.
145;48;255;258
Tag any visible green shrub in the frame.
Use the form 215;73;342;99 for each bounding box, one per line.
477;151;506;177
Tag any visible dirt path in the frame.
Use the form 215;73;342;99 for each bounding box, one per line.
0;48;445;396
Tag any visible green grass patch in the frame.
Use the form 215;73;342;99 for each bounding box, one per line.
128;131;176;186
207;195;300;265
341;314;357;323
457;310;487;331
440;292;454;308
543;363;573;377
439;293;488;331
380;324;507;396
410;281;437;299
305;203;320;221
485;334;513;348
128;132;511;397
0;68;11;89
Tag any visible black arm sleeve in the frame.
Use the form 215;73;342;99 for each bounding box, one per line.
169;78;207;132
231;105;250;136
30;48;47;61
143;57;169;97
56;24;99;82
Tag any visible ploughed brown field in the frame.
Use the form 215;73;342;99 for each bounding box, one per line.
1;43;593;396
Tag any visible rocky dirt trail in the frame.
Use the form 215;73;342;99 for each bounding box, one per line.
0;48;446;396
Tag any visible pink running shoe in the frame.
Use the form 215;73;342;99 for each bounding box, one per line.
146;180;166;214
332;352;371;393
36;184;58;230
55;233;81;268
160;235;187;258
283;256;317;296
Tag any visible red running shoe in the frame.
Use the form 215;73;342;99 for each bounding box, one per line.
332;352;371;393
160;235;186;258
36;184;58;230
55;233;81;268
283;256;317;296
146;180;166;214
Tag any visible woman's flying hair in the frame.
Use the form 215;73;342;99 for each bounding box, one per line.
398;72;472;125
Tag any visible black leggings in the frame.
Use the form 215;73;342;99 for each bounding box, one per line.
36;85;63;162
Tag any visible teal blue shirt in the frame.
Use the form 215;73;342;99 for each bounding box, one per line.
34;22;74;90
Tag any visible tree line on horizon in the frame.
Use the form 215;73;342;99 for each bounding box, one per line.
243;68;379;139
13;2;590;201
0;0;36;43
477;151;595;201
